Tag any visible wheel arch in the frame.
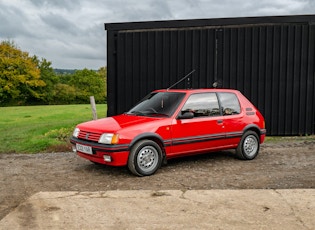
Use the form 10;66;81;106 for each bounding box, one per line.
243;124;262;139
129;133;167;160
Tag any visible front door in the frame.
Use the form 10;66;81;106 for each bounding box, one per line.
170;92;226;156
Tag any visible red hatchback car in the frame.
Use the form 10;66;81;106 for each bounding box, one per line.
71;88;266;176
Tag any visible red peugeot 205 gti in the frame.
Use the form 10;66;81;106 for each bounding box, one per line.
71;88;266;176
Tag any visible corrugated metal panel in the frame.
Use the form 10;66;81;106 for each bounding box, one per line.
106;15;315;135
218;24;315;135
111;28;218;114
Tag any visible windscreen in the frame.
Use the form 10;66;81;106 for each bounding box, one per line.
127;92;185;117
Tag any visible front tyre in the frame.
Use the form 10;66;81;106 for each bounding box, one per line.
128;140;162;176
236;131;260;160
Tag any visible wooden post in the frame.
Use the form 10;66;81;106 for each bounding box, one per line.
90;96;97;120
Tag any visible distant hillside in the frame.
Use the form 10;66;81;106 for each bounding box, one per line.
54;69;76;74
54;69;97;74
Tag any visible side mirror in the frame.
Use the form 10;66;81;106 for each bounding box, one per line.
177;111;194;119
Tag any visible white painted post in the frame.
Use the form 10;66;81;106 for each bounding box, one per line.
90;96;97;120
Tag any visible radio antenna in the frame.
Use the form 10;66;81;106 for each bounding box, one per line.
167;69;195;90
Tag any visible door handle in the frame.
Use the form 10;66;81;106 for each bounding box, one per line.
217;119;223;124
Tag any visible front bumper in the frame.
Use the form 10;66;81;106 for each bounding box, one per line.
70;137;130;166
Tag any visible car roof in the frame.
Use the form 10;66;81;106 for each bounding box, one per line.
153;88;240;94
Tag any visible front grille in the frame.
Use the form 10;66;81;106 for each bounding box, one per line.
78;130;101;142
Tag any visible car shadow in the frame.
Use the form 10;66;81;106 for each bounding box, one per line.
165;150;237;167
75;150;237;177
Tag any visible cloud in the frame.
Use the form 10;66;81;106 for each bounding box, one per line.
40;13;79;36
28;0;81;11
254;0;309;15
0;0;313;69
0;4;31;38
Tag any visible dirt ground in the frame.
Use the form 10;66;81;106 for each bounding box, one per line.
0;138;314;220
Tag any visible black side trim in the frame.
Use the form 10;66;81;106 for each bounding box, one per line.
171;131;243;146
71;129;248;153
226;131;243;138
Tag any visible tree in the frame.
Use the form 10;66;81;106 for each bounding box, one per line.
69;68;106;104
0;41;46;105
52;83;77;104
98;66;107;101
33;56;59;104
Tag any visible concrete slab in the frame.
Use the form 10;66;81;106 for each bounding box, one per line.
0;189;314;230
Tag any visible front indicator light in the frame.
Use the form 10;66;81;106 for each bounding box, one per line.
111;134;119;144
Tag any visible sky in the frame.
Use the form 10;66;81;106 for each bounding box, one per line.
0;0;314;69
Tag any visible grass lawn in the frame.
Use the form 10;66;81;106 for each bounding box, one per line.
0;104;107;153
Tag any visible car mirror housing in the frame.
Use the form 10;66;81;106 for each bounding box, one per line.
177;112;194;119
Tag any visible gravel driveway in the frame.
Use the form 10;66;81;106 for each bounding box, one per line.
0;138;314;220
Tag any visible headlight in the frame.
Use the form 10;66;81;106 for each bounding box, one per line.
98;133;119;144
73;128;80;138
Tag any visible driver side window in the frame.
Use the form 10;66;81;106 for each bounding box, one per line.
181;93;220;117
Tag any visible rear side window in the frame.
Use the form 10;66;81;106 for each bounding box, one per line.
181;93;220;117
218;93;241;115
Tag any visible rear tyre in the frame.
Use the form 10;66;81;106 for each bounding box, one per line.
236;131;260;160
128;140;162;176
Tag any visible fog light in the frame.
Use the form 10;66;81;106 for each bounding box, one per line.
72;145;77;152
103;155;112;162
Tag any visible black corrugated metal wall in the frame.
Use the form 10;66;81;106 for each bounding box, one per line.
106;15;315;135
